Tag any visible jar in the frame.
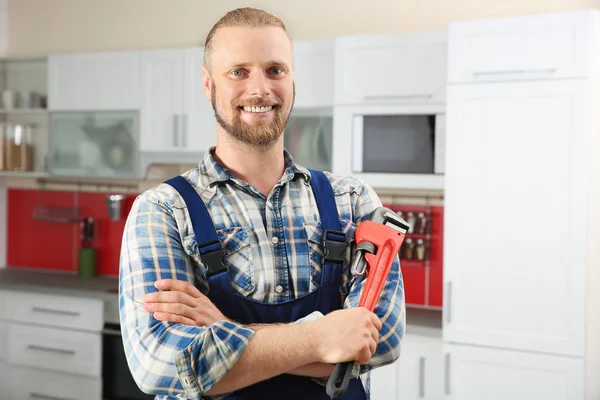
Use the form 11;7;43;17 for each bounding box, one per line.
6;123;34;171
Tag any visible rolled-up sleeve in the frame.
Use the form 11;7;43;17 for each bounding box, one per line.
344;182;406;374
119;195;255;399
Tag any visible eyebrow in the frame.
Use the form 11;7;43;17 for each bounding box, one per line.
228;60;291;69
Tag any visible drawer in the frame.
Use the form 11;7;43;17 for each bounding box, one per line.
5;290;104;332
7;322;101;377
0;320;6;361
448;11;592;83
7;364;101;400
0;290;6;319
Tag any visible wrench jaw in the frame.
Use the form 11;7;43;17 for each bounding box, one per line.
371;207;410;234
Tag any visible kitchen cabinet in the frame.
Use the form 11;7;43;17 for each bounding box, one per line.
0;362;7;394
444;344;584;400
444;79;586;356
140;47;215;154
292;39;334;108
334;31;447;106
448;11;590;83
370;334;444;400
48;51;141;110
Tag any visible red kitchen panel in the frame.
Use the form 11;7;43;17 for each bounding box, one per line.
428;206;444;307
7;189;136;277
7;189;77;272
401;264;427;306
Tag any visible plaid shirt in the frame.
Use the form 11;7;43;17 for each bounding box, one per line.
119;148;406;399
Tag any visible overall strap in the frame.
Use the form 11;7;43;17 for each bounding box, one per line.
164;176;227;276
308;170;347;264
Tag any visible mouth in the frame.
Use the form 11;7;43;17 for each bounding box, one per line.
239;105;277;115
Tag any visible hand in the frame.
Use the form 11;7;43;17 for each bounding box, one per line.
309;307;382;365
143;279;230;326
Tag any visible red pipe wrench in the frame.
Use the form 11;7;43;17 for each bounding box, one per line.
326;207;409;399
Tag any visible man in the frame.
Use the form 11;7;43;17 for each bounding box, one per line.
119;7;405;400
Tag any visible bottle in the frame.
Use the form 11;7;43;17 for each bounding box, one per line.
0;123;6;171
7;123;34;171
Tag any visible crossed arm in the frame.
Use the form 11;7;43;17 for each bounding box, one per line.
119;193;405;398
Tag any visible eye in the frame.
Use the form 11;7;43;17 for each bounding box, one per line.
230;69;245;77
270;67;285;76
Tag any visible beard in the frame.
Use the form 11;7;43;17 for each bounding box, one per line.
211;81;295;148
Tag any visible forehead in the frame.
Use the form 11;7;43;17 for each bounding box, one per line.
211;26;293;68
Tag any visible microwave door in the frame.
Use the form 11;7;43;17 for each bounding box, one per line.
352;115;364;173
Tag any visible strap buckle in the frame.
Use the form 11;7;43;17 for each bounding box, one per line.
198;240;228;277
323;230;350;263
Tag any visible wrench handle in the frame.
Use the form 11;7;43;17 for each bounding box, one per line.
326;361;354;399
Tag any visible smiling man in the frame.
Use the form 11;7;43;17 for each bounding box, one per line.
119;7;405;400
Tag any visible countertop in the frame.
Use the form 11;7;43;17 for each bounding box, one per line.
0;267;120;324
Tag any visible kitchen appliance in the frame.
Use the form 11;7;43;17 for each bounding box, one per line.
103;299;154;400
106;194;126;221
332;104;445;190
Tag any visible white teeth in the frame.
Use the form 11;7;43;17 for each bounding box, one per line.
243;106;273;113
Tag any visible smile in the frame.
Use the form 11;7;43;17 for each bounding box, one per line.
242;105;274;113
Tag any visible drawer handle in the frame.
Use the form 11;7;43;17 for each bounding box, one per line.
30;393;76;400
472;68;556;77
27;344;76;356
363;94;433;101
31;306;80;317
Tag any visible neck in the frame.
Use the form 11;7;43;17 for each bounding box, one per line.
213;131;285;196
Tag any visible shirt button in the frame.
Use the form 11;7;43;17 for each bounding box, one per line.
275;285;284;293
271;236;279;244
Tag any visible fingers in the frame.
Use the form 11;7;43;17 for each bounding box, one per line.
143;291;196;307
154;279;204;298
153;312;196;326
370;312;383;331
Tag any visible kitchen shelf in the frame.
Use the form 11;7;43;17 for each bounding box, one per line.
0;109;48;114
0;171;49;178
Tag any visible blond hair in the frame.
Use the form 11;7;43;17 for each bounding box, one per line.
204;7;289;70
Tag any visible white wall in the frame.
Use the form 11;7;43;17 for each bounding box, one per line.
7;0;600;55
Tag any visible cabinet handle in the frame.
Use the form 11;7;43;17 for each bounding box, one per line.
173;114;179;147
27;344;76;356
30;393;76;400
418;356;426;398
446;281;452;323
472;68;556;77
363;94;433;101
31;306;80;317
445;353;451;395
182;114;188;147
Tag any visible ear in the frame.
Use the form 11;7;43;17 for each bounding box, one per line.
202;65;212;102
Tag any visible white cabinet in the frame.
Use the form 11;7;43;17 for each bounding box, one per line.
140;47;215;153
0;362;7;394
444;344;584;400
5;289;104;332
334;32;447;105
370;335;444;400
7;365;102;400
48;51;141;110
0;321;5;361
448;11;591;83
444;80;586;356
293;40;334;108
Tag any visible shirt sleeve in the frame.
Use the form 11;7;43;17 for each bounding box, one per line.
119;194;256;399
344;182;407;374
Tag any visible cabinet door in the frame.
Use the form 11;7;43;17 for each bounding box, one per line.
335;32;447;105
448;11;591;83
293;40;334;108
444;80;587;356
48;51;141;110
0;362;7;394
444;344;584;400
140;49;184;152
370;335;443;400
182;48;216;153
0;320;5;361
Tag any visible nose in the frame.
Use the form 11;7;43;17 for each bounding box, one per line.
248;71;271;97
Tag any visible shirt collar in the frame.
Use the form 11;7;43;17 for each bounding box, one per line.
197;146;312;188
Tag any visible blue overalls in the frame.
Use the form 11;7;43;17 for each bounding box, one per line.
166;170;367;400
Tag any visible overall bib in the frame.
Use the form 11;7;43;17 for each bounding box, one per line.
166;170;366;400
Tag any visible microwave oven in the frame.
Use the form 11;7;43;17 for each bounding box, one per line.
332;104;445;190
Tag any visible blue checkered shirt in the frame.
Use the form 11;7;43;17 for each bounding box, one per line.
119;148;406;399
